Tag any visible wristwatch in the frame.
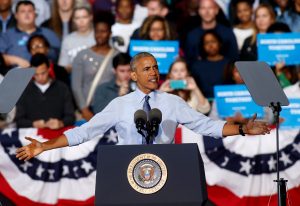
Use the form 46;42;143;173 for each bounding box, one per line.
239;124;245;136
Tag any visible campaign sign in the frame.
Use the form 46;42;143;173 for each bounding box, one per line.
129;40;179;74
257;33;300;66
214;85;264;118
280;98;300;130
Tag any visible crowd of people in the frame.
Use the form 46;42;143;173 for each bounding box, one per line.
0;0;299;129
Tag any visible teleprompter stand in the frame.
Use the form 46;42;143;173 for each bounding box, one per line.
235;61;289;206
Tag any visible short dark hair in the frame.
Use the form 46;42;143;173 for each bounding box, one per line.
130;52;156;71
267;22;291;33
16;0;35;12
93;11;115;30
113;53;132;69
27;34;50;52
30;53;49;68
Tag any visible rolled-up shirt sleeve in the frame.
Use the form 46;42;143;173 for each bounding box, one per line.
175;96;226;138
64;98;119;146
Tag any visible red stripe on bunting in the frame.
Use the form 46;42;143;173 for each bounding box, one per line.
208;184;300;206
174;127;182;144
37;126;74;140
0;173;94;206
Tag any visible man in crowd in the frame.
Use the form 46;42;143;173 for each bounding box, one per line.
15;53;75;129
0;1;60;62
16;52;270;161
0;0;16;33
185;0;238;64
92;53;132;113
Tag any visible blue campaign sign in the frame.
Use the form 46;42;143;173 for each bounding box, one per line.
280;98;300;130
129;40;179;74
214;85;264;119
257;33;300;66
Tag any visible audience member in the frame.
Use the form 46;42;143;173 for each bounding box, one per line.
273;0;291;18
13;0;51;26
111;0;139;52
58;3;95;72
266;22;298;88
0;1;60;62
232;0;255;51
42;0;75;40
71;16;118;121
0;0;16;33
185;0;238;64
130;0;172;39
27;34;70;86
240;3;276;61
139;15;175;40
15;53;75;129
191;29;229;99
278;0;300;32
159;58;210;114
92;53;132;113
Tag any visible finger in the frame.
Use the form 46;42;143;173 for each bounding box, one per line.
16;151;27;158
250;113;257;122
24;156;32;161
18;153;29;161
25;137;34;142
16;147;26;153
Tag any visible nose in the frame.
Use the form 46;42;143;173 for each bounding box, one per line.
149;67;157;75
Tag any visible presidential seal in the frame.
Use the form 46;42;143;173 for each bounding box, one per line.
127;153;167;194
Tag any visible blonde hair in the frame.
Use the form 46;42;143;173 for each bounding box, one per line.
250;3;276;45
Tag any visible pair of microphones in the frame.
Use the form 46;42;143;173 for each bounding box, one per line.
134;108;162;144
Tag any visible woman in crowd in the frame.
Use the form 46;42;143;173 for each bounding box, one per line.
58;3;95;72
159;58;211;114
43;0;75;40
191;30;229;99
71;16;118;121
139;15;175;40
240;3;276;61
232;0;255;51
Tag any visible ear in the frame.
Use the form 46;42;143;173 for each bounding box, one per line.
131;71;137;82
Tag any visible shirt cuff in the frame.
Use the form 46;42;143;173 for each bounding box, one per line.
214;120;227;138
64;129;78;146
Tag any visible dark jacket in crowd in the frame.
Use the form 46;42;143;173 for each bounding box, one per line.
16;80;75;128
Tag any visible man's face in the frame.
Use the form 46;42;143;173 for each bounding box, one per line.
15;4;36;27
198;0;219;24
131;56;160;94
146;0;167;17
34;63;50;85
0;0;12;12
115;64;131;83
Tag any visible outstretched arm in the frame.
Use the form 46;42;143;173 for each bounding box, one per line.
222;114;271;137
16;135;69;161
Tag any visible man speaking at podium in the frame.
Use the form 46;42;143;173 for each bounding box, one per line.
16;52;270;161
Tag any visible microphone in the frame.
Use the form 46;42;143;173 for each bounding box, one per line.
134;110;147;132
148;108;162;135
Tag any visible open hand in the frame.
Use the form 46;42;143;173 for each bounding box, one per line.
244;114;271;135
16;137;44;161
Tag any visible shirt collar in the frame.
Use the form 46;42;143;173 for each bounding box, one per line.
0;12;12;22
134;87;157;103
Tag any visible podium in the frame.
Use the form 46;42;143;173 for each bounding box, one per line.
95;144;207;206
